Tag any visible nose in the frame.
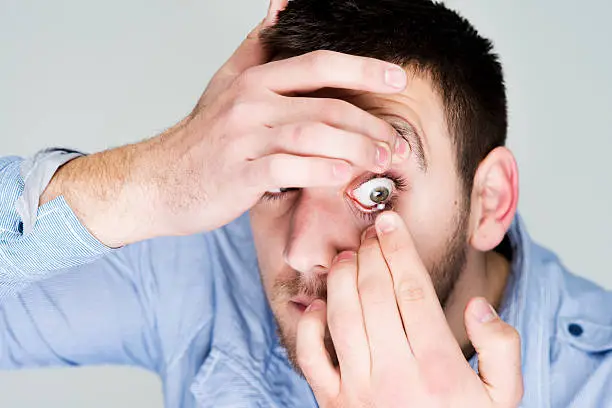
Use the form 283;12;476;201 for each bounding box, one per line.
283;192;361;276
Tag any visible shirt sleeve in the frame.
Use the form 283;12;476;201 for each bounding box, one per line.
0;152;215;374
0;151;113;300
0;242;163;373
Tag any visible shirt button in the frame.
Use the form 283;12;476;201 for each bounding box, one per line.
568;323;584;337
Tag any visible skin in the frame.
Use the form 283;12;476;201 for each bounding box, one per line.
296;213;523;407
251;72;517;361
40;1;408;248
250;71;523;406
39;0;523;405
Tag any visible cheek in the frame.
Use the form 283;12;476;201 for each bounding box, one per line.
249;207;290;290
395;176;463;267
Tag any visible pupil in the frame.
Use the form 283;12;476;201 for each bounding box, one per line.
370;187;390;204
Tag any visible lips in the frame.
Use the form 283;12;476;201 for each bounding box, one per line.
290;295;318;312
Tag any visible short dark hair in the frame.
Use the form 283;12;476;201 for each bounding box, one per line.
262;0;507;195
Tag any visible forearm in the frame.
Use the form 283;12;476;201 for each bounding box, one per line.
39;122;188;248
40;143;154;248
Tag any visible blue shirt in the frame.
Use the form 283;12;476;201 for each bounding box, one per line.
1;153;612;408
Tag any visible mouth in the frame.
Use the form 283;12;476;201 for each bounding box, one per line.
289;295;320;313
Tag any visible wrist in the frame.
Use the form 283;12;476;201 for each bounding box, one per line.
41;145;159;248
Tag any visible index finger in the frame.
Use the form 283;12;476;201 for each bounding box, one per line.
248;50;408;94
373;211;462;358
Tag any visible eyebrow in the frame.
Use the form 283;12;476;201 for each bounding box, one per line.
388;117;428;172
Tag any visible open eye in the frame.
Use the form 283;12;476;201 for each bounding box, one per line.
350;178;395;210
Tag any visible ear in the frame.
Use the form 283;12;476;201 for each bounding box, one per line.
468;147;519;251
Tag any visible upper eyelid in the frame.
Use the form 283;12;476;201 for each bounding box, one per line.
347;173;404;205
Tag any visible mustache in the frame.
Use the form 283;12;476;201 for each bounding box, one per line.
274;272;328;300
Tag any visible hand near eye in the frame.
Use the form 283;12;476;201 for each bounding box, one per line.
42;0;410;248
296;211;523;408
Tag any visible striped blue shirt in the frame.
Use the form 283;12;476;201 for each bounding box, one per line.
1;153;612;407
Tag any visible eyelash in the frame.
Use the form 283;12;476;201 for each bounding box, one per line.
261;171;409;224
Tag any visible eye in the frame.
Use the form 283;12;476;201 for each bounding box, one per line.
266;187;296;194
261;187;300;202
350;178;395;210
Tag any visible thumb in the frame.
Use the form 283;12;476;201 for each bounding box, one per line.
465;297;524;407
220;0;289;76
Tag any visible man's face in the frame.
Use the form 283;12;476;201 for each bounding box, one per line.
250;72;470;369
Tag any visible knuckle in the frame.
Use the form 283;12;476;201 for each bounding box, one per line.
322;97;349;113
385;238;408;256
358;238;380;253
287;123;308;146
362;291;390;309
356;276;386;301
368;117;393;144
306;50;333;77
225;99;252;123
233;68;258;91
419;355;459;397
396;279;426;304
360;58;381;83
308;49;331;63
500;325;521;349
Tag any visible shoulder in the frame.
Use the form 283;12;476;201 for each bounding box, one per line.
502;216;612;406
527;239;612;343
535;243;612;328
530;243;612;406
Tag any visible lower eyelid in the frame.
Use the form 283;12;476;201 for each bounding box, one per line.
347;192;399;224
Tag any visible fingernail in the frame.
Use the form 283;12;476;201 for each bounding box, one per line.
393;138;410;162
306;299;324;312
332;163;351;181
472;298;498;324
333;250;355;263
384;66;407;89
375;143;390;169
376;212;396;234
361;226;377;242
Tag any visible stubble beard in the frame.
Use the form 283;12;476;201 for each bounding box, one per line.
268;211;469;376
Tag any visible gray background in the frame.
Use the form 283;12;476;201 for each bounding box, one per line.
1;0;611;406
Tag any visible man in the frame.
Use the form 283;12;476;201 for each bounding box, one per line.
1;0;611;407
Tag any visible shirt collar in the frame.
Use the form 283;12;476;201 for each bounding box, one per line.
467;213;531;369
469;213;553;407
